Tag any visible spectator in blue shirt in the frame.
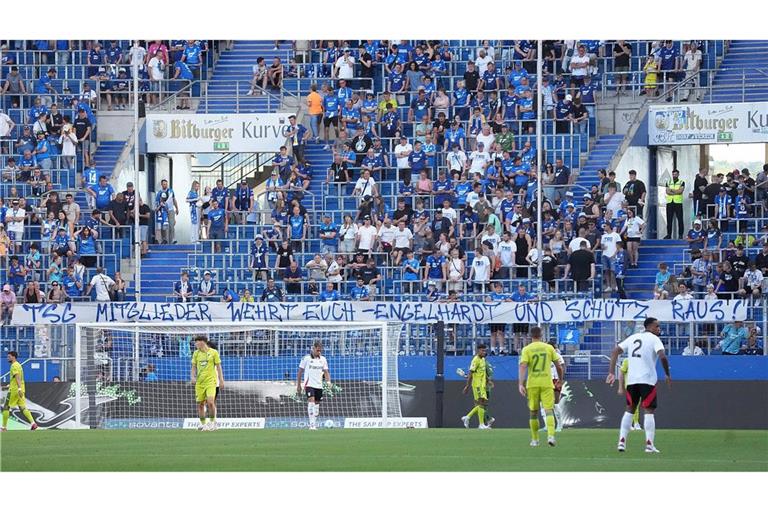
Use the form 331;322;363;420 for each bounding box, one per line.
35;68;57;106
686;219;706;251
349;277;371;301
174;271;195;303
88;175;115;210
577;74;597;118
659;40;680;101
717;321;748;355
223;287;240;303
260;279;284;302
318;213;338;255
319;282;340;302
206;199;227;253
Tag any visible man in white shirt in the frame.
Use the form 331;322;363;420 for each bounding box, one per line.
129;41;147;67
356;216;378;254
87;268;116;302
326;255;344;286
394;136;413;184
741;263;764;299
607;317;671;454
447;145;468;173
390;220;413;266
495;231;517;279
568;228;592;254
673;283;694;300
568;44;590;96
0;109;15;138
353;169;377;198
7;199;26;253
334;49;355;80
681;41;702;102
475;49;493;76
468;142;491;177
147;50;165;104
469;252;491;293
603;183;625;215
600;223;622;292
377;218;397;252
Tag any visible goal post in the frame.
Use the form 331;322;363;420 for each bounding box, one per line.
73;321;404;429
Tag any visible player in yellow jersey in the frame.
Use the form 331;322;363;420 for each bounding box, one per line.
618;358;642;430
519;327;563;447
191;335;223;431
461;343;491;429
2;351;39;431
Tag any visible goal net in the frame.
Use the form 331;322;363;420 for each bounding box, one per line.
73;322;403;429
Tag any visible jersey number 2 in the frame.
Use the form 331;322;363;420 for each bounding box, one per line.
631;339;642;358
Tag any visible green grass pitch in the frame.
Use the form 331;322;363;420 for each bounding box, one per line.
2;429;766;471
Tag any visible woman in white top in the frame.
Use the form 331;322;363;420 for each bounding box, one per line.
445;247;465;294
476;124;495;153
620;208;645;268
338;214;358;255
187;180;202;243
432;87;450;118
549;230;567;265
437;232;451;257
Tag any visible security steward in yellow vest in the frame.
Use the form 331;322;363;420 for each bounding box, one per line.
665;169;685;239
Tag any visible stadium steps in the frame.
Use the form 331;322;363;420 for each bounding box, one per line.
198;41;287;113
139;244;196;302
570;134;623;204
706;40;768;103
624;239;688;300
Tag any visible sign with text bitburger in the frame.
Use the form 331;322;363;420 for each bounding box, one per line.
649;102;768;145
146;113;292;153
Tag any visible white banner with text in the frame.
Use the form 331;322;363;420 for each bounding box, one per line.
11;299;748;326
146;113;292;153
649;102;768;145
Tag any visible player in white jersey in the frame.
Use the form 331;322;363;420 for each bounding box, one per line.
606;317;671;454
541;341;566;432
297;341;331;430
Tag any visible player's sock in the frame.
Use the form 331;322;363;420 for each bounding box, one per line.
313;403;320;419
2;409;9;428
307;403;315;425
619;411;633;442
529;418;540;441
545;412;556;438
466;406;478;418
20;407;34;424
644;414;656;445
199;417;207;425
477;406;486;425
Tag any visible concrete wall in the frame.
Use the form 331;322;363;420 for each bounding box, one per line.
96;111;134;143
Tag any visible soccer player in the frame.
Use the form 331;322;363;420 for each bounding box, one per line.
191;335;223;431
618;358;642;431
2;351;39;431
543;340;566;432
297;341;331;430
519;327;563;447
606;317;671;453
461;343;492;429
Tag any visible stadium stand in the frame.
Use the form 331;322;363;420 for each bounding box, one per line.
1;39;766;363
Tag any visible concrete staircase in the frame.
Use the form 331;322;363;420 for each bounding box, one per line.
570;134;624;206
623;239;688;300
707;40;768;103
200;41;290;113
137;244;196;302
